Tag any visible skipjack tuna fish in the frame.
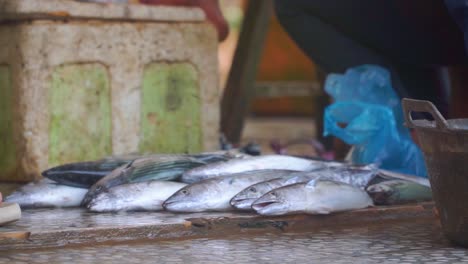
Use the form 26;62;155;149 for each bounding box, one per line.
252;179;373;216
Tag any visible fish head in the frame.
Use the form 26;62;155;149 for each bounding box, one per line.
251;188;291;216
87;191;115;212
4;190;31;205
230;184;262;210
366;182;395;205
252;183;311;215
162;183;211;212
81;163;132;206
230;180;280;210
81;184;107;206
366;182;393;194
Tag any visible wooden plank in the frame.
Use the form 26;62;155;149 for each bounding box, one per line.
140;63;202;154
48;64;112;166
0;203;435;250
220;0;273;144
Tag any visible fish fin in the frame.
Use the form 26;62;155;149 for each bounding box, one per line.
124;160;135;169
377;169;431;187
305;178;320;189
98;159;135;170
285;176;305;185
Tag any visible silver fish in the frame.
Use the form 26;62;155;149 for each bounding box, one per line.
230;172;319;210
231;164;377;211
252;179;373;216
180;155;326;184
82;155;206;206
87;180;187;212
5;179;88;208
366;179;432;205
163;170;297;212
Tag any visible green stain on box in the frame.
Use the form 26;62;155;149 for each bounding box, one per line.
49;64;112;166
140;63;202;153
0;66;17;175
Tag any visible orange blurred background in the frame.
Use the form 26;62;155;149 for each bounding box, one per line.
218;0;317;86
218;0;319;117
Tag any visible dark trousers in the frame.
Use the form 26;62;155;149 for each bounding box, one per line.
274;0;468;117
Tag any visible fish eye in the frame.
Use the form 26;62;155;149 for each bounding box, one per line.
181;190;188;195
250;187;256;193
270;192;276;196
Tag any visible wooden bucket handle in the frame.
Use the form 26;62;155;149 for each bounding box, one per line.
402;98;449;130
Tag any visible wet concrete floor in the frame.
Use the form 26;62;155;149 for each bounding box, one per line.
0;208;246;233
1;219;467;264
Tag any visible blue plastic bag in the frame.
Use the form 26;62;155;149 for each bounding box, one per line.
323;65;427;177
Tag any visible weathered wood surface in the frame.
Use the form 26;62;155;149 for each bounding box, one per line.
220;0;273;144
0;203;436;250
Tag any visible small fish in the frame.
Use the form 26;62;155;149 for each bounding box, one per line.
5;179;88;208
82;155;206;206
252;179;373;216
230;172;319;210
180;155;327;184
87;181;187;212
366;180;432;205
163;170;297;212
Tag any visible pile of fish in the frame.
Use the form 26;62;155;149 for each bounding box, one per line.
5;151;432;216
